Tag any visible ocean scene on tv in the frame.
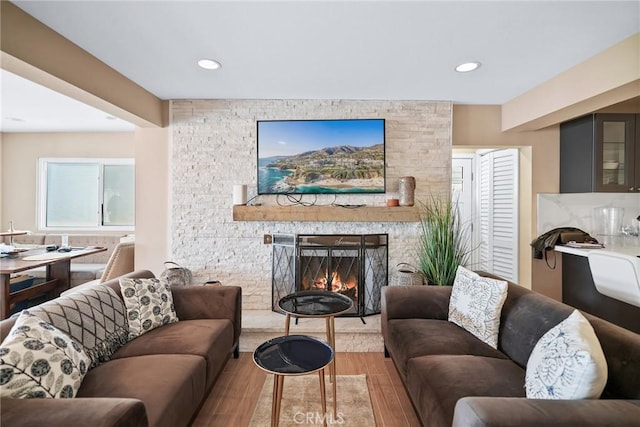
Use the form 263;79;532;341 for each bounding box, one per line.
257;119;385;194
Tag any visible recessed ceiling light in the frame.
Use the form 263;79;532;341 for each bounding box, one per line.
455;62;481;73
198;59;222;70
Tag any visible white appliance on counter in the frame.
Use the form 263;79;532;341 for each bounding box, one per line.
588;251;640;308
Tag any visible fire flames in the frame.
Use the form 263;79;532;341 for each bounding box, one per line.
311;270;357;297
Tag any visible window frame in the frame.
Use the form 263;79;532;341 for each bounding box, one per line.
38;157;135;232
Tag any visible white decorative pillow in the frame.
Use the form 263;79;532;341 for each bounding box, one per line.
448;266;508;348
28;285;129;369
0;311;90;398
119;277;179;339
526;310;608;399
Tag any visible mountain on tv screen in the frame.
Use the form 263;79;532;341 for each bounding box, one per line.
257;118;385;195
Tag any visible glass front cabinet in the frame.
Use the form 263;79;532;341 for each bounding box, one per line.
560;113;639;193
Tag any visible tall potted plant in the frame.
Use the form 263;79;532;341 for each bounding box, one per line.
416;194;473;286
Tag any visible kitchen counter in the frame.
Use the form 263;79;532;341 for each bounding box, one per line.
557;243;640;333
554;243;640;258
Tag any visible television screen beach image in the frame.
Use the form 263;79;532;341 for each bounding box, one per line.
257;119;385;194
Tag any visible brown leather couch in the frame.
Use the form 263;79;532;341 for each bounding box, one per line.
0;270;242;427
381;274;640;427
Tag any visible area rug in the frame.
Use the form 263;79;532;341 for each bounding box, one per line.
249;374;376;426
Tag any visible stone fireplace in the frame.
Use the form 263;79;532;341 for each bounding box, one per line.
271;234;388;317
170;99;452;312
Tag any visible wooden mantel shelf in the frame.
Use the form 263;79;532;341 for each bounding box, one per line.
233;205;420;222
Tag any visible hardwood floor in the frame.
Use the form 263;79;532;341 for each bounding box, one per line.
192;352;422;427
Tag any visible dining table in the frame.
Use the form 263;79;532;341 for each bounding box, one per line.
0;246;107;320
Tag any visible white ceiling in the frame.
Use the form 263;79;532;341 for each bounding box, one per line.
2;0;639;133
0;70;135;132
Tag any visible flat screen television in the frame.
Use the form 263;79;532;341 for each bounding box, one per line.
257;118;385;194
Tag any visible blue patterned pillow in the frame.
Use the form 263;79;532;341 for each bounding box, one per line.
526;310;608;399
0;312;90;398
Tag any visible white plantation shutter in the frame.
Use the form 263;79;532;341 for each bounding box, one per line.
477;149;519;282
479;155;491;272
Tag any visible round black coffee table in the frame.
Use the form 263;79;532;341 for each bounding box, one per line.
279;290;354;318
278;290;354;416
253;335;334;427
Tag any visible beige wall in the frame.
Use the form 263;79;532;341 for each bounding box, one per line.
502;33;640;131
133;127;169;275
452;105;560;292
0;133;3;229
0;132;134;232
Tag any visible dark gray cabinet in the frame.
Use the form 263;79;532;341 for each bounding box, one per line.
560;113;639;193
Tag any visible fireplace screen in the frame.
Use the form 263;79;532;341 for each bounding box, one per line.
272;234;388;317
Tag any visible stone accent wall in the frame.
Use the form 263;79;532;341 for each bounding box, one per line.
171;99;452;309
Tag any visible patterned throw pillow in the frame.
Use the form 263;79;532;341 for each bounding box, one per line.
0;311;90;398
526;310;608;399
448;266;508;348
119;277;178;339
28;285;129;369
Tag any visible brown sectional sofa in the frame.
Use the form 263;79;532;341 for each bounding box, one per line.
0;269;242;427
6;233;124;287
381;274;640;427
